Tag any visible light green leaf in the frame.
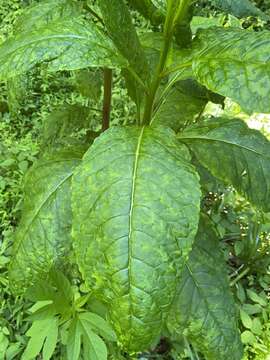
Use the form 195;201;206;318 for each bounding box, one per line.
29;300;53;314
9;148;84;294
0;18;127;80
14;0;83;33
246;289;267;307
42;317;58;360
167;215;243;360
67;318;82;360
79;319;107;360
191;27;270;114
210;0;269;20
151;0;166;13
79;312;116;342
241;330;256;345
179;117;270;212
22;318;54;360
240;309;253;329
98;0;150;85
72;126;201;352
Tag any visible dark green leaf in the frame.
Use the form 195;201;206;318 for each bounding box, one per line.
72;126;201;352
98;0;150;84
191;27;270;114
9;148;84;294
14;0;83;33
210;0;269;20
0;18;127;79
127;0;164;26
179;117;270;212
167;215;243;360
72;69;103;101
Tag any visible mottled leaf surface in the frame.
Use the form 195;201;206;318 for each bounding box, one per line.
14;0;82;33
210;0;268;20
192;27;270;114
9;148;84;294
72;126;201;352
167;215;243;360
179;117;270;212
0;18;127;79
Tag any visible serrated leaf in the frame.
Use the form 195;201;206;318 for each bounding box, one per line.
72;126;201;352
179;117;270;212
8;148;84;294
98;0;150;85
210;0;269;20
67;318;82;360
0;18;127;80
42;317;58;360
79;312;116;342
79;319;107;360
14;0;82;33
191;27;270;114
167;215;243;360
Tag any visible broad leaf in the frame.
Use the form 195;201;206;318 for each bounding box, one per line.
0;18;127;79
210;0;269;20
167;215;243;360
153;79;224;131
191;27;270;114
67;318;82;360
9;148;84;294
72;126;201;352
98;0;150;84
179;117;270;212
14;0;82;33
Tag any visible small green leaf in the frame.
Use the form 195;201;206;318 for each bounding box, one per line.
66;318;82;360
246;289;267;307
240;309;253;329
42;317;58;360
80;319;107;360
241;330;256;345
29;300;53;313
79;312;116;341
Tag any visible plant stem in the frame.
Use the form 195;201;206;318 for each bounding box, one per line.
230;267;250;287
102;68;113;132
142;0;191;125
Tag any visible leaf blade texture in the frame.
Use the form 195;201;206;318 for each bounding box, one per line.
72;126;201;352
8;148;83;294
0;18;127;79
167;215;243;360
179;117;270;212
192;27;270;114
210;0;268;20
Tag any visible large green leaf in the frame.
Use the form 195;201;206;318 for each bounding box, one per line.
14;0;83;33
98;0;150;84
179;117;270;212
72;126;201;352
210;0;269;20
191;27;270;114
8;147;84;294
0;18;127;79
167;215;243;360
153;79;224;131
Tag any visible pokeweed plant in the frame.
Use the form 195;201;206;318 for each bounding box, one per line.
1;0;270;358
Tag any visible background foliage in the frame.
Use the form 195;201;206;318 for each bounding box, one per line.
0;0;269;359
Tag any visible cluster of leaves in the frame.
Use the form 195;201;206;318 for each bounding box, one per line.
0;0;270;359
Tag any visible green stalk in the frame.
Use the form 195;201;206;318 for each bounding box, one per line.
142;0;191;125
230;267;250;287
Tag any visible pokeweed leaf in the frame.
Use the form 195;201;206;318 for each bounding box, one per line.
153;79;224;132
14;0;82;33
179;117;270;212
210;0;269;20
72;126;201;352
79;312;117;342
98;0;150;85
67;318;82;360
42;317;58;360
8;147;84;294
0;18;127;80
79;318;107;360
191;27;270;114
167;215;243;360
